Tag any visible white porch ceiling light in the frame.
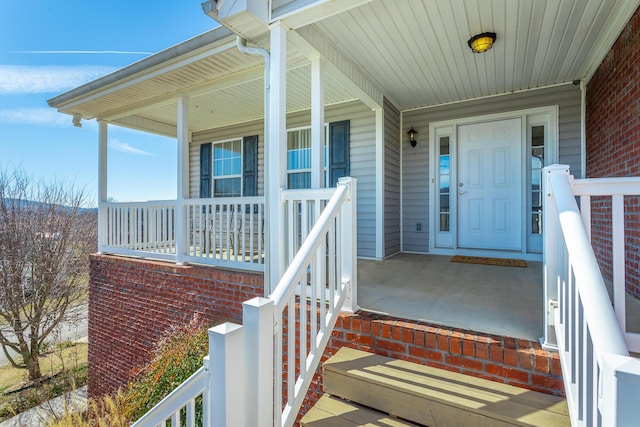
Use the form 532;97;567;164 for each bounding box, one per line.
467;32;496;53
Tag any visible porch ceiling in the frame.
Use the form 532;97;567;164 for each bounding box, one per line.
49;0;639;136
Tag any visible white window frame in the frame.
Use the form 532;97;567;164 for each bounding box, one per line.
212;137;243;198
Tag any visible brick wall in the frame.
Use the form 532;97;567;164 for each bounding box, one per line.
89;255;563;423
88;254;263;397
298;311;564;422
586;5;640;297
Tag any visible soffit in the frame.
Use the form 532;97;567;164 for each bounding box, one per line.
54;0;639;135
311;0;638;111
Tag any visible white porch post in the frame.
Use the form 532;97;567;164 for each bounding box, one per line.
310;56;324;189
208;323;245;427
375;107;384;259
267;22;288;293
242;297;274;427
340;177;359;313
176;96;189;264
542;164;569;349
98;121;108;253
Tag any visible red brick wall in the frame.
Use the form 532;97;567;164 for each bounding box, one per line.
298;311;564;422
586;6;640;297
88;254;263;397
89;255;563;424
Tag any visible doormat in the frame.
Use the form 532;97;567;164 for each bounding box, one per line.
450;255;527;268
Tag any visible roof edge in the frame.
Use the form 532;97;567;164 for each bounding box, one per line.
47;25;235;109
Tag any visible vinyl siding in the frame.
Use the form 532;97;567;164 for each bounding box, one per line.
384;98;401;257
401;83;581;253
190;100;377;258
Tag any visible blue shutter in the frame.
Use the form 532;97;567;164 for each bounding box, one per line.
243;135;258;196
329;120;350;186
200;143;212;198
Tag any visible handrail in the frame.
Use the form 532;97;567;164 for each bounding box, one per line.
544;165;640;426
132;365;208;427
271;178;356;427
271;183;347;308
548;171;629;357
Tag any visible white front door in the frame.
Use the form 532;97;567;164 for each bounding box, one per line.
457;118;522;250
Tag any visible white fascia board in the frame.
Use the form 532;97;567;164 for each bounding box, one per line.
48;27;236;113
290;25;383;109
273;0;373;29
112;115;178;138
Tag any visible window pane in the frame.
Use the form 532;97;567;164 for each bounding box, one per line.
288;172;311;189
440;213;450;232
440;136;450;154
214;177;241;197
531;126;545;146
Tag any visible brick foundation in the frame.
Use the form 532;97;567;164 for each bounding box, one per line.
89;255;563;423
586;5;640;297
88;254;263;397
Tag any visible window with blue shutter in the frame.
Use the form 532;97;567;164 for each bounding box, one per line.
200;136;259;198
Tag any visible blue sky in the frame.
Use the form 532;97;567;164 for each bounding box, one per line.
0;1;217;204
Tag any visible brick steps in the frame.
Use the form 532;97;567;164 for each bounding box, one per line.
327;311;564;396
301;348;570;427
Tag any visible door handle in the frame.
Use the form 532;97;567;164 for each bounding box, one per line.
459;191;467;195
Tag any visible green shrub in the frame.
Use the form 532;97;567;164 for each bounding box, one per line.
49;316;211;426
120;319;209;421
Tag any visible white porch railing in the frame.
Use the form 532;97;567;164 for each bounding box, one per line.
100;198;265;271
102;200;177;260
132;177;357;427
544;165;640;426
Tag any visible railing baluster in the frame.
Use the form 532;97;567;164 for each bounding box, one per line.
612;194;626;332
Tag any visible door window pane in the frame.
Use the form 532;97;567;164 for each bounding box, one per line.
439;136;451;232
530;126;544;234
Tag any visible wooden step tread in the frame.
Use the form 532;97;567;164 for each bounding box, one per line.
301;394;421;427
322;347;570;427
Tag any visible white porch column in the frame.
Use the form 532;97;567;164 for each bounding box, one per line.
267;22;288;293
375;107;384;259
310;57;324;189
176;96;190;265
98;121;108;253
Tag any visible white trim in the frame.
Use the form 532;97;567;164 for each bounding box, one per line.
375;107;384;259
399;112;404;252
428;106;559;258
580;80;587;178
402;82;574;114
311;57;325;189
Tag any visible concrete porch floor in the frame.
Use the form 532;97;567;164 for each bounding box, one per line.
357;253;543;341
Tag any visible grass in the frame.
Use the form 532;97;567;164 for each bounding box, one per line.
0;341;88;422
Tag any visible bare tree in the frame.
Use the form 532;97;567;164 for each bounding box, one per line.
0;167;96;382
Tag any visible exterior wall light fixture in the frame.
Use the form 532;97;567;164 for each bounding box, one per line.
467;32;496;53
407;127;418;147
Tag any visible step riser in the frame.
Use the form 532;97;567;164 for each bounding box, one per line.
313;348;570;427
328;312;564;396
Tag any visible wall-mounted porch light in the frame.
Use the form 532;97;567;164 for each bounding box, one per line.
467;32;496;53
407;127;418;147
